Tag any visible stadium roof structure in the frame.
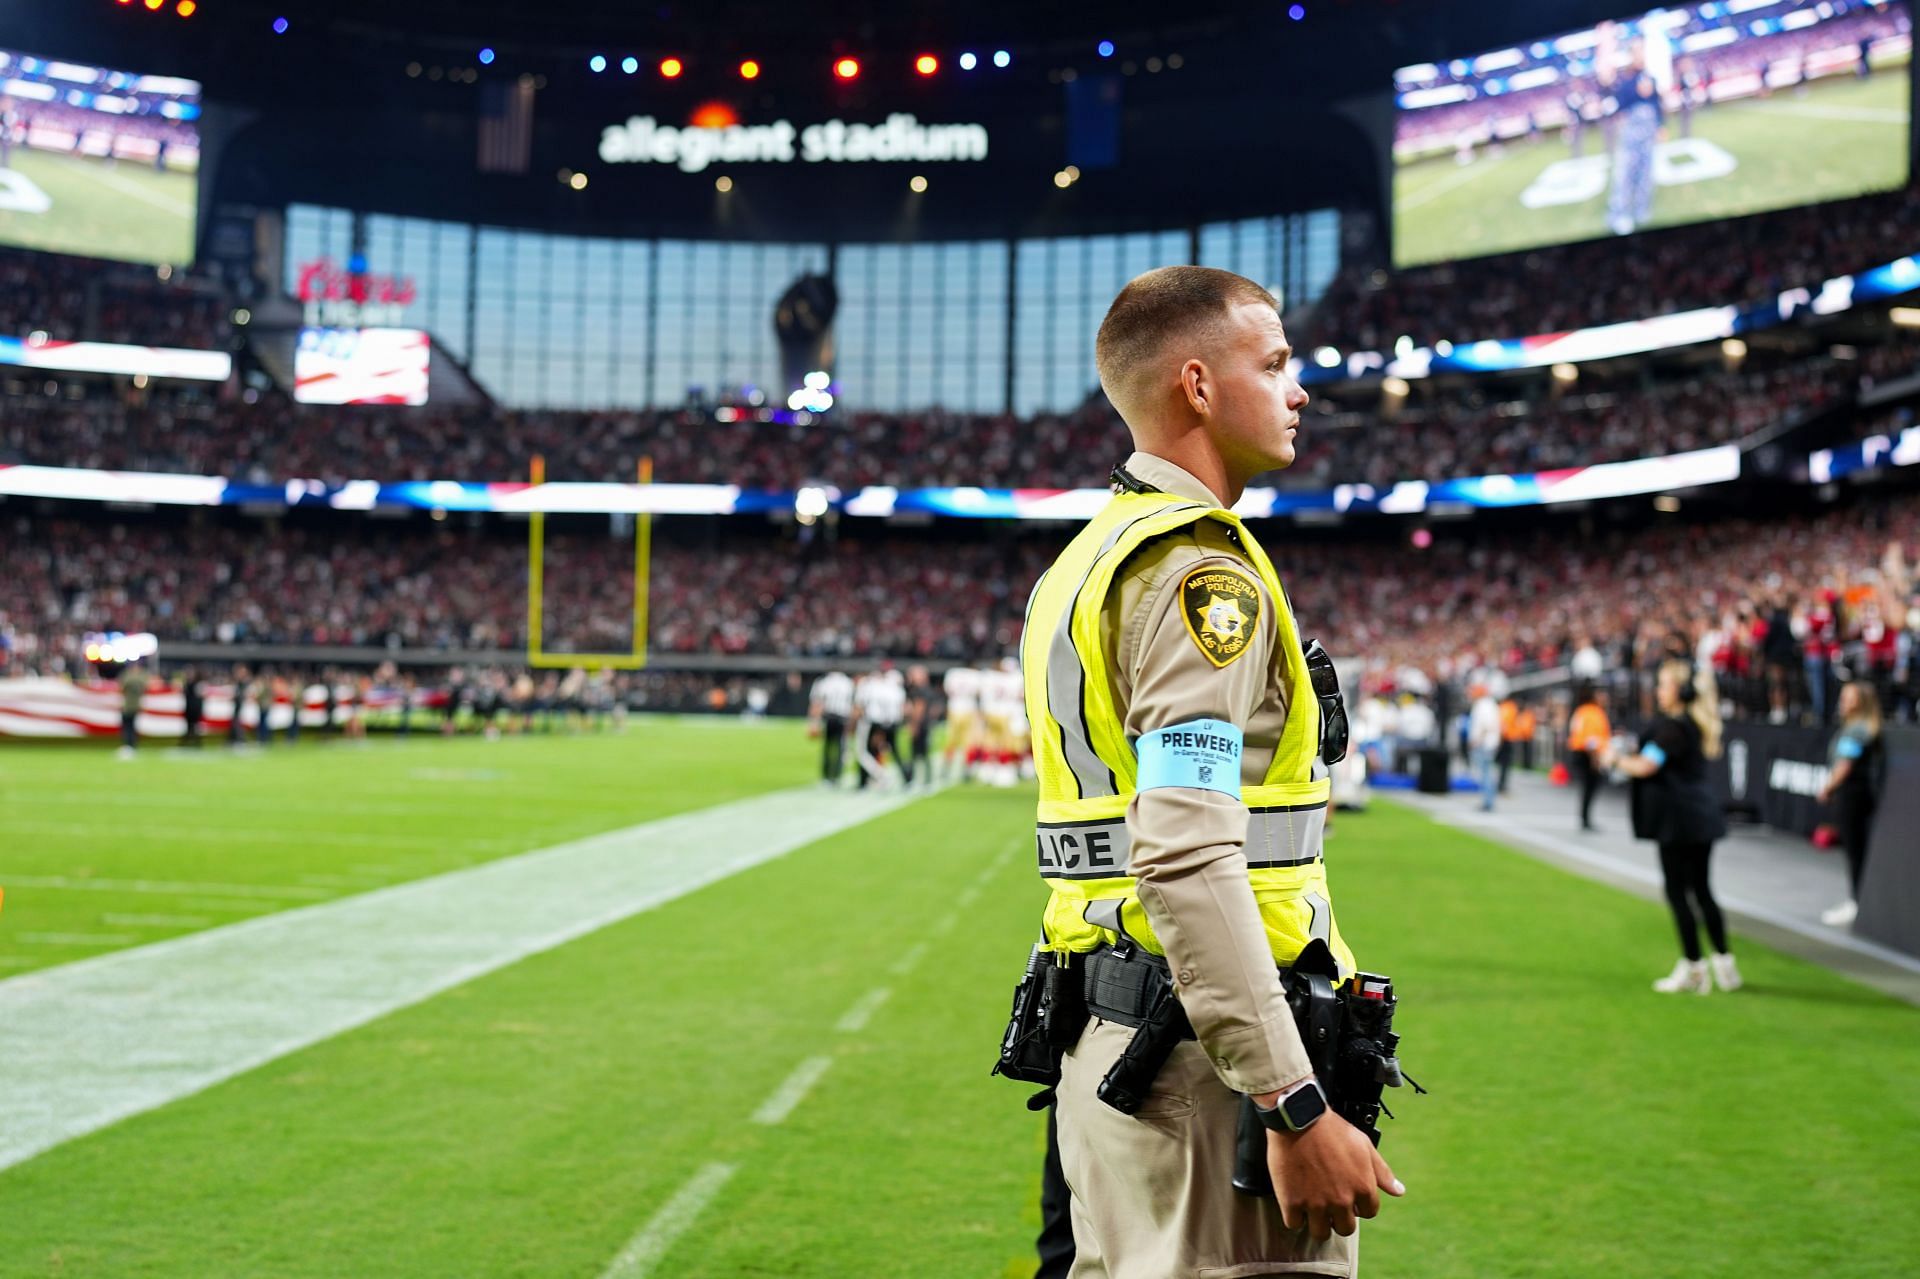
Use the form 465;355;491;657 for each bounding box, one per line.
3;0;1734;241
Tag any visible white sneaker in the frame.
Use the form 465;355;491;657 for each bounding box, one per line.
1709;952;1742;992
1820;900;1858;927
116;745;136;761
1652;958;1711;995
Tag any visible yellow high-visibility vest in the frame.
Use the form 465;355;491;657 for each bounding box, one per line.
1020;487;1355;974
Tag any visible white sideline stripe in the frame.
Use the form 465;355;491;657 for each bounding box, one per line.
597;1161;738;1279
0;874;331;900
835;986;892;1033
102;914;213;929
0;784;922;1173
1435;811;1920;978
751;1055;834;1126
17;933;138;946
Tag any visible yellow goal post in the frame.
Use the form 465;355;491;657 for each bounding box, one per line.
526;454;652;671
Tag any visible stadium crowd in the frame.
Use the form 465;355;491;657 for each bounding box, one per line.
0;247;230;349
7;491;1920;728
8;331;1914;491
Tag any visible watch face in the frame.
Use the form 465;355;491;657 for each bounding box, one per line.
1282;1084;1328;1129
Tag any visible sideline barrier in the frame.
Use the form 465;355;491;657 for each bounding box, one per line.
1707;721;1834;837
1857;726;1920;961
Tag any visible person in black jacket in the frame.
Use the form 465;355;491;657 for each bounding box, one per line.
1606;660;1738;995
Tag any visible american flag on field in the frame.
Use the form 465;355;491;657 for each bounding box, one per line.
477;77;536;174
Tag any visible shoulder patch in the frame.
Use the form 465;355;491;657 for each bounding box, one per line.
1179;564;1261;668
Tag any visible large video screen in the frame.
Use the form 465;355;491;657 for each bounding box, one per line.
295;328;431;406
1393;0;1912;268
0;48;201;266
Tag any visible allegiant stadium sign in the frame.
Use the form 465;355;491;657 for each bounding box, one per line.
597;114;989;172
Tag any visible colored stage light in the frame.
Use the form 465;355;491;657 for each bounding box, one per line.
834;57;860;80
1097;40;1114;58
590;55;606;72
479;48;495;65
177;0;196;14
958;52;977;70
272;16;289;33
915;54;938;76
621;56;639;74
993;50;1010;68
659;57;684;78
739;59;761;80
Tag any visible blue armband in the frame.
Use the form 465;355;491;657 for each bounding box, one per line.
1136;719;1243;797
1836;736;1864;761
1639;742;1668;767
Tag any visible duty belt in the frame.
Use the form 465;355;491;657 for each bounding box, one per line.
1082;944;1195;1037
1037;803;1328;880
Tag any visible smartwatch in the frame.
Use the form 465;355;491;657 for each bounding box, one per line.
1253;1077;1329;1134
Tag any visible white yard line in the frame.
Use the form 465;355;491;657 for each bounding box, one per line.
0;784;922;1173
889;940;931;978
596;1162;739;1279
834;986;892;1034
749;1055;835;1126
17;933;138;946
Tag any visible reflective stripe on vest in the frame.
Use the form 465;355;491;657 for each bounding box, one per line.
1020;489;1355;974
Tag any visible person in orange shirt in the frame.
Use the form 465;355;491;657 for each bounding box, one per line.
1497;696;1536;794
1568;684;1611;832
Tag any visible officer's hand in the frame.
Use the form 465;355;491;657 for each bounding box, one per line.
1267;1112;1404;1241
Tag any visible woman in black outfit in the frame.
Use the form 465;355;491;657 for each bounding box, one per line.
1607;660;1738;995
1817;680;1884;927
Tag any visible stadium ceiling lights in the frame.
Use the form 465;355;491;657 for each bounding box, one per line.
1097;40;1115;58
621;56;639;74
958;51;978;70
272;16;289;34
478;47;495;65
659;56;684;78
834;56;861;80
915;53;939;76
738;59;761;80
993;50;1011;68
589;54;607;72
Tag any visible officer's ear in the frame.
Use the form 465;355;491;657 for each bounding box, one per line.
1179;357;1211;418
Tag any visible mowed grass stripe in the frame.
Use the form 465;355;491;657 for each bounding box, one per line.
0;786;1043;1278
0;723;816;974
0;782;926;1173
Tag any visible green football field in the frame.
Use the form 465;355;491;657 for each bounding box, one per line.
1;723;1916;1277
0;148;197;268
1395;65;1912;270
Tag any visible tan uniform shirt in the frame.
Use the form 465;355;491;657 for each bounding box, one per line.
1099;450;1315;1096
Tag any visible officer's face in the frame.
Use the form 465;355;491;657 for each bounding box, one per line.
1209;302;1309;476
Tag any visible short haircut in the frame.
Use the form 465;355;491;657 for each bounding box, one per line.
1095;266;1279;413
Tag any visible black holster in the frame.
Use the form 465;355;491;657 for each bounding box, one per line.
992;945;1089;1103
1233;940;1412;1197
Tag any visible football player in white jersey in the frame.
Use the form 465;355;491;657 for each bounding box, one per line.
942;663;984;782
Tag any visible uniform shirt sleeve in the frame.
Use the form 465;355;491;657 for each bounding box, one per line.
1122;550;1315;1095
1642;718;1688;771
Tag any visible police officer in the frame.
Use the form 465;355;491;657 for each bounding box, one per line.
1021;266;1402;1276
